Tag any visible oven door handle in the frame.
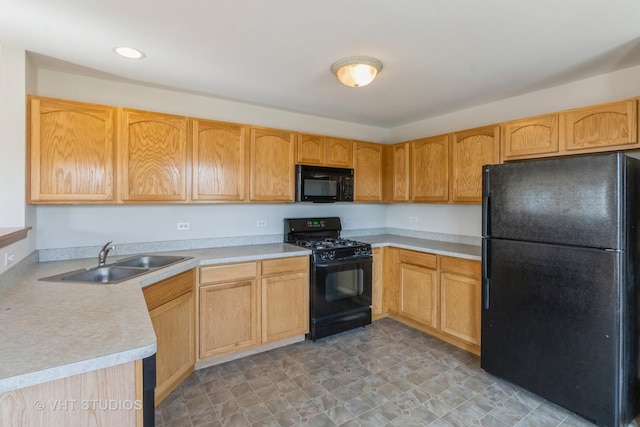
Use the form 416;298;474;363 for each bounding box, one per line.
314;258;372;268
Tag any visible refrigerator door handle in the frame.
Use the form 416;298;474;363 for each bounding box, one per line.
482;167;490;236
482;239;490;309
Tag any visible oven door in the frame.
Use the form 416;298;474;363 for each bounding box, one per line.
311;257;372;319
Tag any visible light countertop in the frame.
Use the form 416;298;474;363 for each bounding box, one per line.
0;236;479;394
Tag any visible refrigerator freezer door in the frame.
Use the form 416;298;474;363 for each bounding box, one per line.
483;153;623;249
482;238;631;427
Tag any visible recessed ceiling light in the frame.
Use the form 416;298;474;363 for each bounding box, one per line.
112;46;146;59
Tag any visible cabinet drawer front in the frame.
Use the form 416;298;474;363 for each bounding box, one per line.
440;256;480;277
398;250;437;269
199;262;257;285
261;256;308;276
143;270;194;311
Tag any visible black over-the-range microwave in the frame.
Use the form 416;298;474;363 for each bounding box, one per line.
295;164;354;202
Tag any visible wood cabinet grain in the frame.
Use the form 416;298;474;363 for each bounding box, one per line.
121;109;188;202
250;127;295;201
502;114;559;160
411;135;449;202
192;119;248;201
451;125;500;203
28;96;117;203
326;137;353;167
296;133;326;165
354;141;383;201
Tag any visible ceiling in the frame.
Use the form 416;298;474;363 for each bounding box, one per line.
2;0;640;128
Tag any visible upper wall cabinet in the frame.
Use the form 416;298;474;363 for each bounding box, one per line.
121;109;189;202
411;135;449;202
354;141;383;202
502;114;559;161
192;119;248;202
384;142;410;202
501;99;640;162
296;134;353;168
28;96;117;203
451;125;500;203
250;127;295;201
563;99;638;152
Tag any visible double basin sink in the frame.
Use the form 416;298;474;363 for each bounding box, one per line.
40;255;193;284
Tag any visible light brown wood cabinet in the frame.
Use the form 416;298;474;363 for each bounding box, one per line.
411;135;449;202
296;134;353;168
502;114;559;161
0;361;141;426
28;96;117;203
354;141;383;202
192;119;248;201
387;248;481;354
502;99;640;162
250;127;295;201
198;256;309;361
563;99;638;152
439;256;480;348
261;257;309;343
398;250;438;328
372;247;384;318
450;125;500;203
120;109;189;202
199;262;260;359
384;142;410;202
142;270;195;405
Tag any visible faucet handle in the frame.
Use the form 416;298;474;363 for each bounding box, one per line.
100;241;114;252
98;241;115;266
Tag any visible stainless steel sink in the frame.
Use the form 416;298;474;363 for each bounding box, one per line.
114;255;190;269
59;266;149;284
40;254;192;284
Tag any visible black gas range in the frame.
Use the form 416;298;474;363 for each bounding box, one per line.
284;217;372;340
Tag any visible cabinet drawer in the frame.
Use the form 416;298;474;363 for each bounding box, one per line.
199;262;257;285
440;256;480;277
143;270;194;311
399;250;437;269
261;256;308;276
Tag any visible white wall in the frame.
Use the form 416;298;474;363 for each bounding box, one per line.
36;203;386;249
0;46;37;274
386;204;481;237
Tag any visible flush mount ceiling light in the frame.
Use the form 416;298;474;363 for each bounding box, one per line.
112;45;146;59
331;56;383;88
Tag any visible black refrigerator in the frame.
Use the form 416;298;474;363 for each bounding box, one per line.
482;152;640;427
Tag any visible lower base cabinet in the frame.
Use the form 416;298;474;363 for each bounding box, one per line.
391;249;481;354
198;256;309;362
143;270;195;405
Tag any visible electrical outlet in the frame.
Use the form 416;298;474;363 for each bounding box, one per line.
4;252;15;267
256;220;267;227
409;216;418;223
177;222;190;231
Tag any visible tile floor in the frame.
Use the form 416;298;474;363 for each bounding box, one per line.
155;318;639;427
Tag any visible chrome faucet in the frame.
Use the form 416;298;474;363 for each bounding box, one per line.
98;241;115;266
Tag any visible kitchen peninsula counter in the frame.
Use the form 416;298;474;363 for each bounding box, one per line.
0;236;479;394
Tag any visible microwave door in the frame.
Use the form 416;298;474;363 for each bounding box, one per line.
304;176;338;201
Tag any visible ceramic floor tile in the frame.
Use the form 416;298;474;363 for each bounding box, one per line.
155;318;640;427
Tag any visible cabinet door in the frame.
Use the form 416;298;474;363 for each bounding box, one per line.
250;128;295;201
411;135;449;202
296;134;326;165
199;280;260;358
28;96;116;203
451;125;499;203
372;247;384;317
399;263;438;329
353;141;383;201
148;291;194;404
261;271;309;343
440;256;481;348
564;99;638;152
388;143;410;202
326;137;353;167
121;109;188;202
502;114;559;161
143;270;195;405
192;119;247;201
